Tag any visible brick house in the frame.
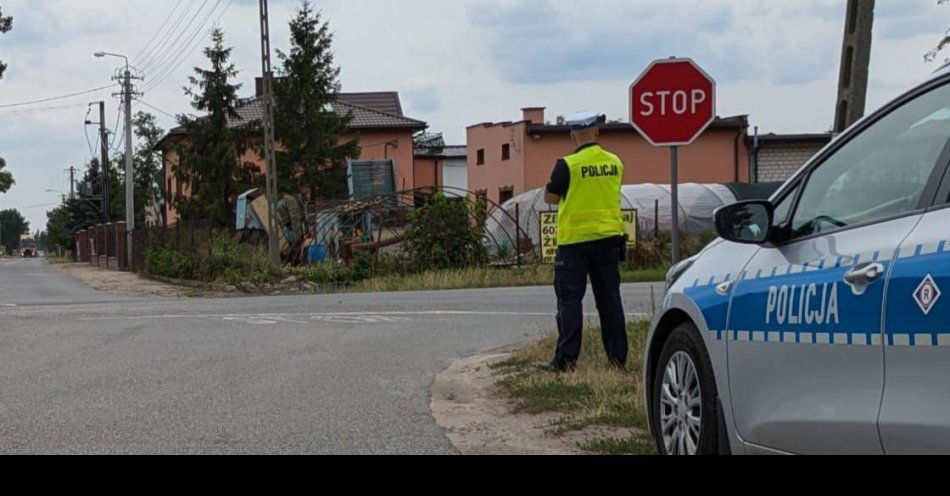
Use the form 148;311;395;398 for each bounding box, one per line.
749;133;833;183
154;80;428;225
467;107;751;205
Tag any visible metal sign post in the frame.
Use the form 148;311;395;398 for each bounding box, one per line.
670;146;679;264
629;57;716;266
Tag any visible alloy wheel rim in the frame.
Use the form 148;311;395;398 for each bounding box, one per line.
659;351;702;455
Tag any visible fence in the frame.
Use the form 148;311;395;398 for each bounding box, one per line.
75;222;126;270
75;221;201;273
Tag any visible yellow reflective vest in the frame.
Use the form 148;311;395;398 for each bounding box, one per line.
557;144;625;246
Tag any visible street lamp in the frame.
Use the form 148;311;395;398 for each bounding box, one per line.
94;51;128;68
95;50;135;269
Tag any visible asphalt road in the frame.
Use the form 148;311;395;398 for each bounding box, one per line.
0;258;663;454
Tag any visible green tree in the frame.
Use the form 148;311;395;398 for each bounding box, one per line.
114;111;165;226
274;1;359;201
46;203;73;254
44;158;124;255
0;155;12;194
0;7;13;193
174;28;249;228
927;0;950;63
0;5;11;81
401;195;489;272
0;209;28;254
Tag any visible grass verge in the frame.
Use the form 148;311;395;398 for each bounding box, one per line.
44;256;74;265
489;321;658;455
347;265;666;294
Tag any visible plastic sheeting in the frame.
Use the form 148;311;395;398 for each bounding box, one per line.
487;184;739;249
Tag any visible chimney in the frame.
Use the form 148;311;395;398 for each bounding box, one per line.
522;107;546;124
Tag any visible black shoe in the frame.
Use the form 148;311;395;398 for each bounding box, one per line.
536;361;576;374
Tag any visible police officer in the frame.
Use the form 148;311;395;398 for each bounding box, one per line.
539;111;628;373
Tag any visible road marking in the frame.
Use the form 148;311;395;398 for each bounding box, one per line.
81;310;652;322
0;303;17;307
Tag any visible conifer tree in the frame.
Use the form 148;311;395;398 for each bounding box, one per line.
274;1;359;201
0;6;11;81
174;28;248;228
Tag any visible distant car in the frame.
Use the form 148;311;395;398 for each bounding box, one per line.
645;67;950;455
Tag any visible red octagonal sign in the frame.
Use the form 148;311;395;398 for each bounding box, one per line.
630;58;716;147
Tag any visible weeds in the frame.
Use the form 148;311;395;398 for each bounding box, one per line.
491;321;658;455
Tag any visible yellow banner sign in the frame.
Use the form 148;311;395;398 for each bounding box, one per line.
539;210;638;264
540;212;559;264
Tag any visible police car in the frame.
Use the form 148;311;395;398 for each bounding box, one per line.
645;66;950;455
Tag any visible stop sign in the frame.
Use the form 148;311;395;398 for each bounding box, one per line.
630;58;716;147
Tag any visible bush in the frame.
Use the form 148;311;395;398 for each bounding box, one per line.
144;230;282;285
627;230;718;270
401;195;489;272
295;251;377;287
145;244;199;280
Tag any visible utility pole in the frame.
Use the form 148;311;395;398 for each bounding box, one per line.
259;0;281;265
99;101;111;224
835;0;875;133
121;65;136;267
68;166;76;200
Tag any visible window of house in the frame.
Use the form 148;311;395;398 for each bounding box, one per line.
502;144;511;161
477;149;485;165
499;187;514;205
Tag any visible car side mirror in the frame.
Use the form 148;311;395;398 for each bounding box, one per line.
714;200;774;245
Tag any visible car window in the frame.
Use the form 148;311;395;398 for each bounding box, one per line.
772;184;798;227
790;82;950;239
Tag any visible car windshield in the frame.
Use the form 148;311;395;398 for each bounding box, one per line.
791;83;950;237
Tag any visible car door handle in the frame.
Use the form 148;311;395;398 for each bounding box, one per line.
844;262;885;296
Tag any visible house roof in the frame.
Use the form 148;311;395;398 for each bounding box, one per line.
337;92;404;116
415;145;467;158
221;97;427;131
523;115;750;134
155;92;427;150
748;132;834;145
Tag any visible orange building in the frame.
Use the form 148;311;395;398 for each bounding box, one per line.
155;82;427;225
467;107;750;205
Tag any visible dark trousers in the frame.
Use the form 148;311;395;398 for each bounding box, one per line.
554;236;628;368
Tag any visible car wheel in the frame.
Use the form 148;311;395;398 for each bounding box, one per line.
652;322;721;455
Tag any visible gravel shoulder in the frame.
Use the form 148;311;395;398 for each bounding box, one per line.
430;350;642;455
48;262;188;298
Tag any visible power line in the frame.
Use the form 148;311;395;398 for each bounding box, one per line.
140;0;213;78
137;0;203;75
109;102;124;153
0;84;118;109
0;102;89;116
132;0;187;66
141;0;227;94
84;106;99;160
138;100;177;120
141;0;234;95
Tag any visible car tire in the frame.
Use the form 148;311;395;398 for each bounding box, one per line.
652;322;722;455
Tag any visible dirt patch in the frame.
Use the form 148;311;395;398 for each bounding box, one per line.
431;351;643;455
50;263;191;298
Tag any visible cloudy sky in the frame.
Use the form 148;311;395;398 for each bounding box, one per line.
0;0;947;230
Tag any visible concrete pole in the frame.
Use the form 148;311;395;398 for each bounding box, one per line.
123;68;135;268
99;101;110;224
260;0;281;266
834;0;875;133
